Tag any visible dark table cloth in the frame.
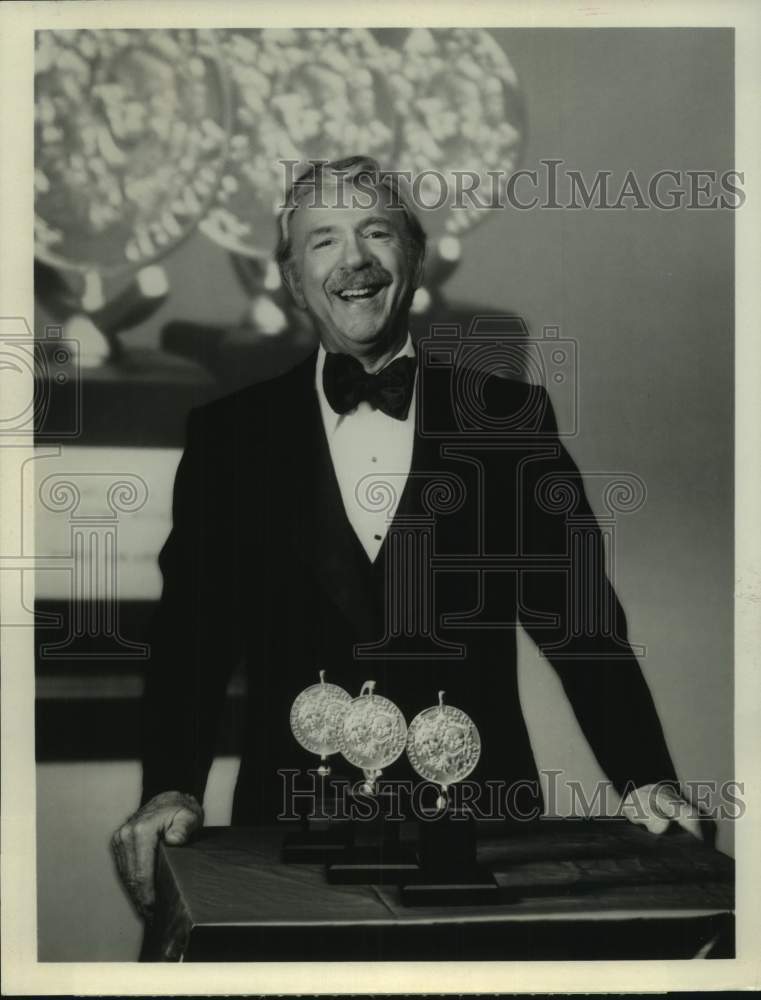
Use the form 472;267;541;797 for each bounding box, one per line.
147;818;734;962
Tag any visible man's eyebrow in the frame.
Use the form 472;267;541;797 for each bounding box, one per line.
305;216;397;241
306;224;339;240
360;216;396;229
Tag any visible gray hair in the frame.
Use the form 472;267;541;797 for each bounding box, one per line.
275;155;427;281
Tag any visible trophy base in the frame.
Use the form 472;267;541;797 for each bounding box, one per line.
326;844;420;885
281;824;354;864
395;805;502;905
400;865;500;906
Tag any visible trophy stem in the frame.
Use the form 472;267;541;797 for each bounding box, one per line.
360;679;376;698
436;784;449;812
361;768;381;795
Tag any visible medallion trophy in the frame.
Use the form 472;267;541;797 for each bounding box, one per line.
282;670;354;862
326;680;420;885
401;691;499;905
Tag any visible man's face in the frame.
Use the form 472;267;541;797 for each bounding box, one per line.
285;182;421;356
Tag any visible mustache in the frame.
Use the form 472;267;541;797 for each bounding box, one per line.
327;267;393;294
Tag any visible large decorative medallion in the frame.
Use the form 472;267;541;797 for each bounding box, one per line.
338;680;407;792
289;670;351;774
406;691;481;805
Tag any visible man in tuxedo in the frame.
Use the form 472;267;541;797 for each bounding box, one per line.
112;155;702;918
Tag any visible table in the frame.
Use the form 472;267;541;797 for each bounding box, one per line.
147;819;734;962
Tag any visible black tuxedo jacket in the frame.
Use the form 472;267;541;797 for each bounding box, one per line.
141;346;677;823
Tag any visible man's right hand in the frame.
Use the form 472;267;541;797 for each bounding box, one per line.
111;790;203;919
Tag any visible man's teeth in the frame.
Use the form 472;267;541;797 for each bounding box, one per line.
338;287;378;300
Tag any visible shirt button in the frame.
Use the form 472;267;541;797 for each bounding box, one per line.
374;534;382;541
371;456;377;463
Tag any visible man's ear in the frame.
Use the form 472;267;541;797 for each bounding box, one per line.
282;261;307;309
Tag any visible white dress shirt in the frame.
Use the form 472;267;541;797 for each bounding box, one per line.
315;335;417;562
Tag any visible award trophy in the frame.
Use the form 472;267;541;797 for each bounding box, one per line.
282;670;354;862
326;680;420;885
401;691;499;905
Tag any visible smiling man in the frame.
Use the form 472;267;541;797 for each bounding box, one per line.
282;185;422;365
112;156;703;928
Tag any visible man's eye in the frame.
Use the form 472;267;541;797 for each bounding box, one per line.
312;238;336;249
366;229;391;239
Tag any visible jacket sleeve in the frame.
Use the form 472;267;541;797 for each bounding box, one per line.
516;386;678;794
140;407;242;806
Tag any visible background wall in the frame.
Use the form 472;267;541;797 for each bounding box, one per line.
36;28;734;960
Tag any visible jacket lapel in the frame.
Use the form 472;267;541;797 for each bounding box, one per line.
384;345;459;526
266;352;378;639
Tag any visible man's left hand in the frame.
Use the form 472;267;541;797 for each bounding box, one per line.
621;783;714;843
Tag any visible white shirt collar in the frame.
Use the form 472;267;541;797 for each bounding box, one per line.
315;334;416;433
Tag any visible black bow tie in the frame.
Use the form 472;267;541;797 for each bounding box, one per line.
322;352;417;421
